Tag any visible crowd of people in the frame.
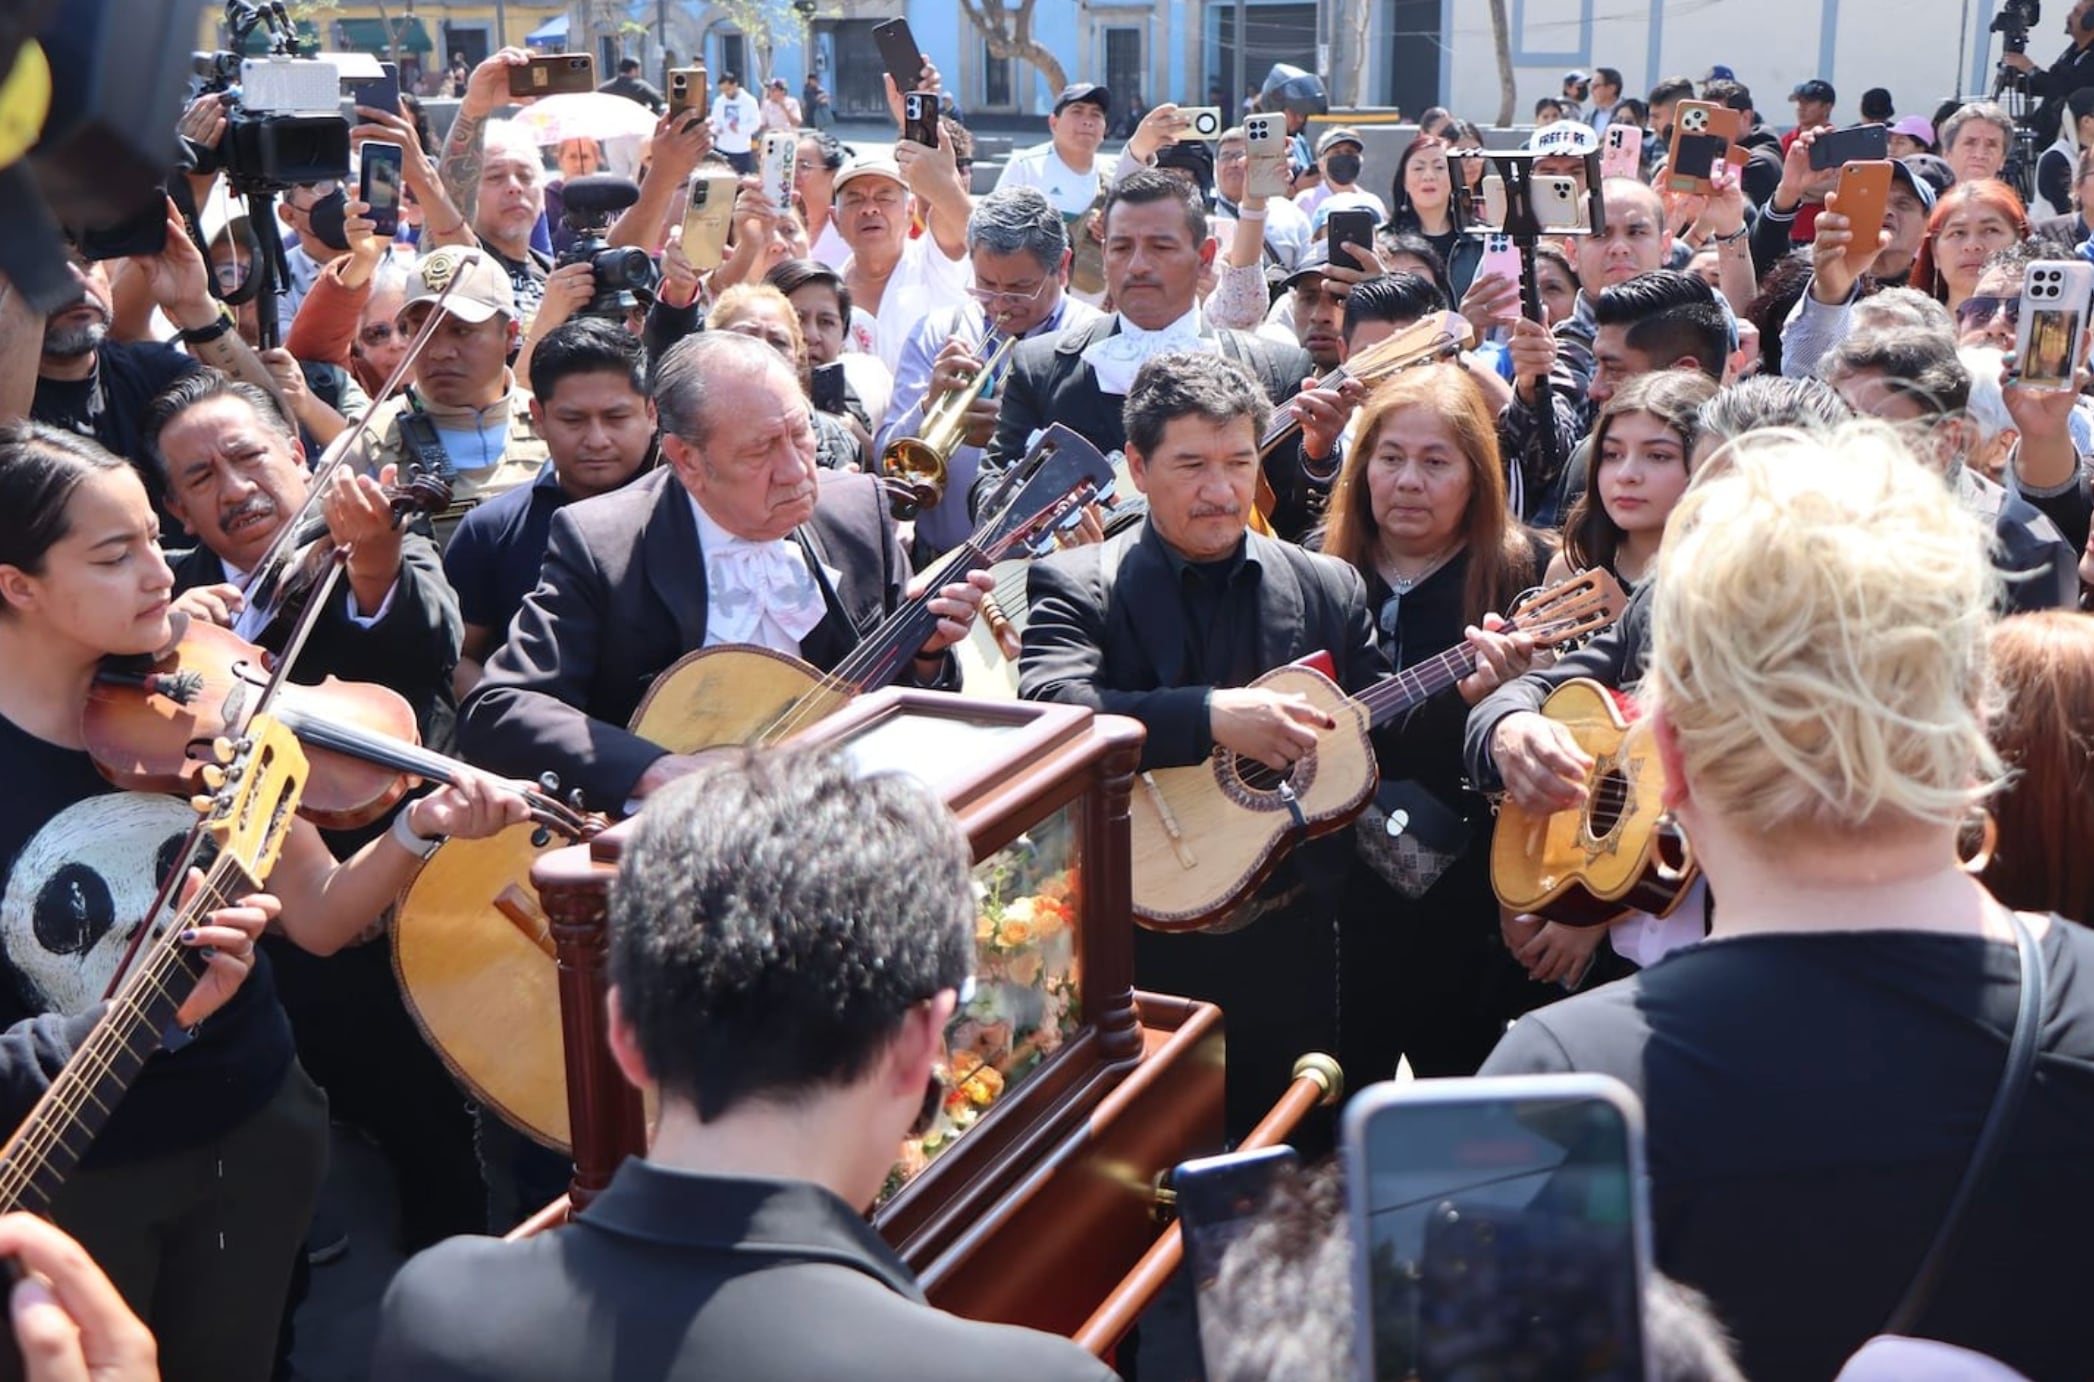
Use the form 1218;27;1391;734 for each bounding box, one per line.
0;14;2089;1381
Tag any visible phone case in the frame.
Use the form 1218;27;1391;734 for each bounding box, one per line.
760;132;797;211
360;147;403;236
1180;106;1224;140
667;67;707;118
1832;160;1894;274
903;92;939;148
1809;122;1890;171
1477;233;1522;292
511;55;595;97
344;64;400;119
1327;210;1376;270
872;19;922;92
1481;174;1507;228
1533;176;1584;231
1665;100;1746;195
2017;260;2094;390
1244;115;1291;199
680;171;738;272
1601;124;1642;181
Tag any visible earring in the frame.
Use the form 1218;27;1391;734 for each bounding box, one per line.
1958;807;1998;876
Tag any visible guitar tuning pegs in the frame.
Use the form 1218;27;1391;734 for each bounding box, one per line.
212;737;237;764
189;793;217;816
200;765;226;790
566;788;585;811
530;826;551;848
538;771;561;793
235;736;254;754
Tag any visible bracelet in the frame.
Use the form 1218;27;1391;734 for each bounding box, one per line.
391;808;446;860
1236;207;1267;221
177;305;236;347
1714;224;1750;245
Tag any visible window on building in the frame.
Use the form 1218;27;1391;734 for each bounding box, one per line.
984;39;1011;107
1104;27;1143;108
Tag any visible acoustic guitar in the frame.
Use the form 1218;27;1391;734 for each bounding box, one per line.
1133;570;1625;932
1488;678;1700;927
0;717;308;1213
959;312;1477;700
394;425;1116;1150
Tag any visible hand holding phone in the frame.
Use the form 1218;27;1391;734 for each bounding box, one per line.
1830;160;1894;277
903;92;939;148
509;54;596;98
1808;123;1890;172
359;144;404;239
872;19;925;95
1601;124;1643;181
1244;114;1291;200
2015;259;2094;390
668;66;708;119
680;169;738;272
1665;101;1744;195
1327;209;1379;274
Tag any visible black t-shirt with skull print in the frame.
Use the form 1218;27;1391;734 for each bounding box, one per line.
0;711;292;1166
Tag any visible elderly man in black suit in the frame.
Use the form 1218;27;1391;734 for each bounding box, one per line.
1020;351;1390;1141
373;746;1122;1382
139;373;488;1252
457;331;991;814
975;170;1364;541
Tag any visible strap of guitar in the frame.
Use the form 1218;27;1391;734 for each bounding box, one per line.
1882;909;2047;1335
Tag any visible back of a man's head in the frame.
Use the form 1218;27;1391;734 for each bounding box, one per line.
1596;270;1730;380
609;747;974;1122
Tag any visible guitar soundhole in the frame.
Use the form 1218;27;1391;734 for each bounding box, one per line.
1586;765;1630;842
1216;748;1318;810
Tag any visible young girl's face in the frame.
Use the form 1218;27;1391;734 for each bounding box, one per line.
1597;409;1693;540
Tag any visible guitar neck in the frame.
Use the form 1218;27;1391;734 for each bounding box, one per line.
1353;641;1479;729
1257;365;1347;456
794;542;993;711
0;863;242;1213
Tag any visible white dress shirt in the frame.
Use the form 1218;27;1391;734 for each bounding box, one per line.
1081;307;1213;396
688;495;838;655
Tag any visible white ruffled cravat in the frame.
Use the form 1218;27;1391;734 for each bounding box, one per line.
1080;309;1213;396
692;498;828;653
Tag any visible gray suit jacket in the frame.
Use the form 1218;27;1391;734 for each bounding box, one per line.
457;466;920;811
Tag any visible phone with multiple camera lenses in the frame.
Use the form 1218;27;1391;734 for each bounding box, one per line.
510;54;595;98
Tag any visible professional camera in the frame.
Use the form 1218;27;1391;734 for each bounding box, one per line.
556;175;660;318
1993;0;2042;54
193;4;351;193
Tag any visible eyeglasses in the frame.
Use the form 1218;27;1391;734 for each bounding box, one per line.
967;277;1052;310
358;322;400;347
1954;294;2021;330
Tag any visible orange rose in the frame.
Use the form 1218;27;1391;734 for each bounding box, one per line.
997;918;1036;947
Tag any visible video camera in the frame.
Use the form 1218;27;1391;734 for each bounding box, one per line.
556;175;660;318
191;1;351;193
1993;0;2042;55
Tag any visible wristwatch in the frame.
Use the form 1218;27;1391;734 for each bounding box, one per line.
177;303;237;347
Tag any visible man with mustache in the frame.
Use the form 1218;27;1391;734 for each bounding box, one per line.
459;331;992;816
138;372;486;1253
346;246;551;548
1019;351;1387;1140
976;171;1356;542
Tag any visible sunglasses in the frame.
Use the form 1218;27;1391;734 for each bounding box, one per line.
1955;294;2022;330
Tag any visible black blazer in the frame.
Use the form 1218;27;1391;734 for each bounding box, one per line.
1020;521;1385;770
371;1158;1121;1382
166;533;463;750
457;466;917;811
974;316;1329;540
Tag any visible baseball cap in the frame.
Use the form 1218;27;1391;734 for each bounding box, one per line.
1703;65;1736;83
1891;114;1937;146
1054;83;1111;116
1315;126;1366;156
1899;153;1953;203
1861;86;1895;121
1564;69;1591;84
1791;79;1837;104
1527;120;1599;155
398;246;516;325
1282;241;1334;288
833;155;907;192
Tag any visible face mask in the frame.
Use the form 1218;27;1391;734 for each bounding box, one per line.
303;188;353;253
1325;152;1363;185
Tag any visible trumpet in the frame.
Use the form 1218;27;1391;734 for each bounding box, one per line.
880;332;1019;519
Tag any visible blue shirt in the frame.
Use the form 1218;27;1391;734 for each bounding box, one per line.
442;462;571;640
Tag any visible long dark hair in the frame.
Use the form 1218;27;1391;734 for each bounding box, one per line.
765;257;855;322
1385;135;1454;235
1984;612;2094;923
1562;372;1718;578
0;422;132;594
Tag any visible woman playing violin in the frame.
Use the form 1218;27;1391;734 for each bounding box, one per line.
1317;364;1556;1087
0;421;529;1382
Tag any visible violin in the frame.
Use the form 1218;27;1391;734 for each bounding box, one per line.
85;618;593;842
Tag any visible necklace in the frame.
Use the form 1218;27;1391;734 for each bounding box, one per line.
1380;543;1461;594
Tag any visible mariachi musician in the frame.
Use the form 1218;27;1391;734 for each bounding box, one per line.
875;187;1101;565
972;171;1361;543
458;332;993;814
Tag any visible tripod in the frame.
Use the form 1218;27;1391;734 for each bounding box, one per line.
1992;59;2044;207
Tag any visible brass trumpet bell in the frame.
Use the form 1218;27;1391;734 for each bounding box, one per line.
880;333;1018;519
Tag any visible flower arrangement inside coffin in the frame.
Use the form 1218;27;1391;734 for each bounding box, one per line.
881;823;1083;1202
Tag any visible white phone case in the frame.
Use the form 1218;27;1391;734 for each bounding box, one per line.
2016;260;2094;390
760;131;797;212
1244;115;1291;199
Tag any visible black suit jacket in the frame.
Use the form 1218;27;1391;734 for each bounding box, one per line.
975;315;1331;541
457;466;922;811
166;533;462;751
371;1158;1121;1382
1019;521;1385;770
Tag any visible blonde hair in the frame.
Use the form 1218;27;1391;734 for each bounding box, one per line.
1646;422;2002;841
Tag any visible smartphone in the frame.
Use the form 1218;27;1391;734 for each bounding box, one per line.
342;61;400;120
1245;113;1291;199
1176;1146;1301;1372
1477;232;1523;314
1533;175;1584;231
1665;100;1743;195
509;54;595;98
1327;208;1377;273
667;66;708;119
359;143;403;238
1601;123;1642;181
2016;259;2094;390
1481;173;1508;228
1832;159;1894;275
679;168;738;272
759;131;798;211
1345;1075;1653;1382
1180;106;1225;140
902;91;939;148
810;360;848;414
1809;122;1890;172
872;18;923;95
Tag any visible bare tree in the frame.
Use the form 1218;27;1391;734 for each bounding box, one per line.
960;0;1068;100
1489;0;1516;126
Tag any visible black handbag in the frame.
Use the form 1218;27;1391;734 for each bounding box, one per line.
1354;779;1473;900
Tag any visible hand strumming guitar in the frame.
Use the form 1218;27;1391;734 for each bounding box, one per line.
1490;709;1594;814
1209;687;1337;772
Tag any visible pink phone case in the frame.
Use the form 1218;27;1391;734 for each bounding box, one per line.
1601;126;1642;181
